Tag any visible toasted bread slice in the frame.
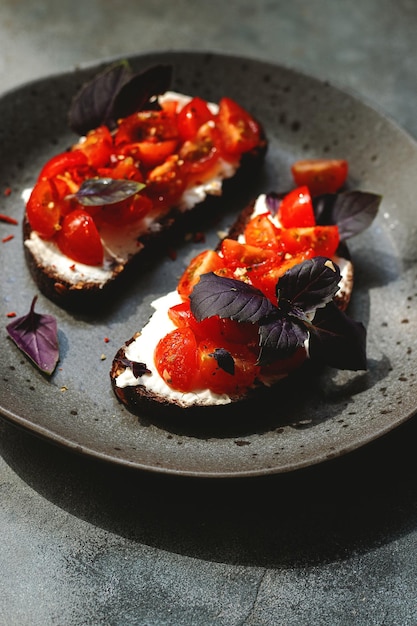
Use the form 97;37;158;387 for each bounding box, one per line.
110;190;366;415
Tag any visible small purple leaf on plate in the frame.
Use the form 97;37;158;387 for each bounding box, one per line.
6;296;59;374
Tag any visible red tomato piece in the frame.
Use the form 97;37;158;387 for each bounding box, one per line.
37;150;88;181
278;186;316;228
291;159;348;196
26;178;72;239
145;154;187;212
219;238;278;270
197;339;260;396
154;327;200;392
177;249;225;299
277;225;340;257
97;156;144;182
114;109;179;146
94;193;153;226
55;208;103;265
176;97;215;141
168;300;258;346
72;126;113;169
217;97;262;159
249;249;315;305
243;213;285;251
179;121;221;180
119;139;178;169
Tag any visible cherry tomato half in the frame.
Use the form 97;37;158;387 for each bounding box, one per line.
177;249;225;299
55;209;103;265
291;159;348;195
176;97;215;142
277;186;316;228
26;178;72;239
197;339;260;396
72;126;113;169
217;97;262;159
154;327;200;392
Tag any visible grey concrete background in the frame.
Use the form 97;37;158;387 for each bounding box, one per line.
1;1;417;624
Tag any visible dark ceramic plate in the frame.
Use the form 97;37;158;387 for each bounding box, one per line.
1;50;416;477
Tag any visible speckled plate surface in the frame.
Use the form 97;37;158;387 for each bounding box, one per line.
1;50;417;478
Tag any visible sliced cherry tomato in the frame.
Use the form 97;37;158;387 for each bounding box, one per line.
168;301;223;340
291;159;348;195
168;300;258;346
276;225;340;257
243;213;285;251
179;121;221;181
154;327;200;392
94;193;153;226
145;154;187;212
219;238;278;270
98;156;144;182
176;97;215;141
114;109;179;146
277;186;316;228
55;208;103;265
72;126;113;169
217;97;262;159
249;249;315;305
196;339;260;396
37;150;88;181
119;139;178;169
177;249;225;299
26;178;72;239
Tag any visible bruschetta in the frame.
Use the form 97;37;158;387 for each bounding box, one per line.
22;63;267;310
110;182;381;416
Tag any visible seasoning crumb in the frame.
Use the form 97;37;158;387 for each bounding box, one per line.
60;386;68;392
6;312;16;318
104;337;110;343
3;187;12;197
2;234;14;243
100;354;107;360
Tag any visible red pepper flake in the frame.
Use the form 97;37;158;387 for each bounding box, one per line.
104;337;110;343
0;213;18;225
69;264;76;271
4;187;12;197
193;231;205;243
2;234;14;243
167;247;177;260
6;311;16;318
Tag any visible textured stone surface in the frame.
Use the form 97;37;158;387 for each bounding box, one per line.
1;1;417;624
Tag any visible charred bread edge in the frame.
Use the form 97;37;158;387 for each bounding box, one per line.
23;134;267;312
110;198;355;418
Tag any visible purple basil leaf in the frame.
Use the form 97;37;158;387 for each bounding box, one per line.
68;60;131;134
112;64;173;120
6;296;59;375
258;315;308;365
265;191;284;216
210;348;235;375
118;357;151;378
313;191;381;240
308;302;367;370
71;178;145;206
277;257;341;315
190;272;276;324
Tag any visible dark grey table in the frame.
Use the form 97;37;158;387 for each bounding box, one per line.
1;1;417;624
